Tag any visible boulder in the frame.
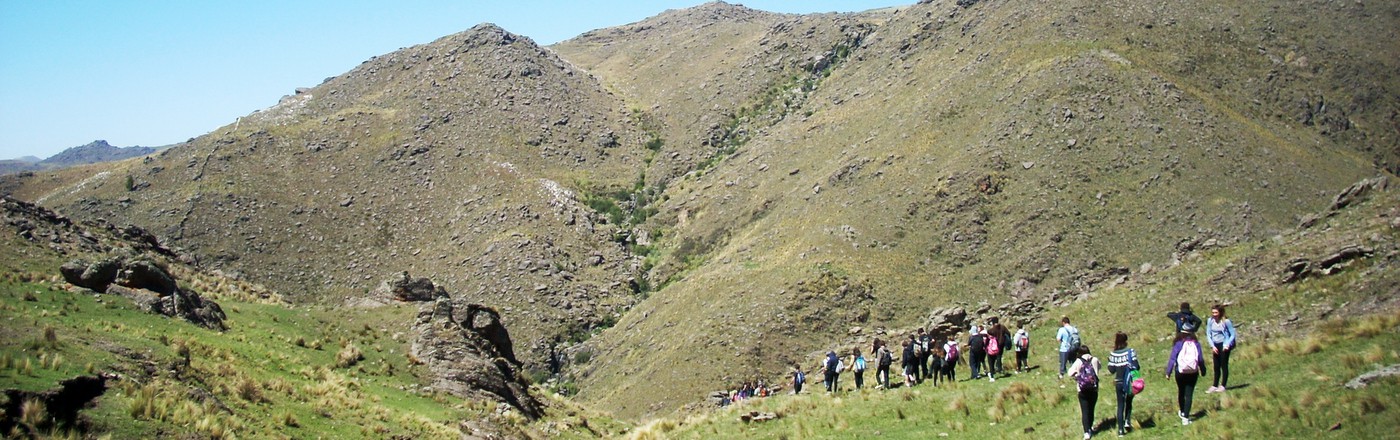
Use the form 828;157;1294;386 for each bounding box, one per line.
924;306;968;339
61;256;225;330
411;299;542;419
374;271;448;302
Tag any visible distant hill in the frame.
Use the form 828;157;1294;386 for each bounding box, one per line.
0;140;160;175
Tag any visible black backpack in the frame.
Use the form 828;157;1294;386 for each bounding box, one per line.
878;349;892;368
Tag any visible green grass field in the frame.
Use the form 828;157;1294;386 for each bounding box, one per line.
633;309;1399;439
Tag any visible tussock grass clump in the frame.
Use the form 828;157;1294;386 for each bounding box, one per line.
21;398;48;430
946;394;969;416
336;344;363;368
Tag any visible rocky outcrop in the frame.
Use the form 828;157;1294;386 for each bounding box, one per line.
60;256;226;330
376;271;448;302
411;297;542;419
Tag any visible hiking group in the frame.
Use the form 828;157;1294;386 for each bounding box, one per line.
780;302;1237;439
791;316;1035;398
1063;302;1237;439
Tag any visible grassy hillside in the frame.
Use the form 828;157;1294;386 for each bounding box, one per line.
2;24;654;370
563;0;1395;418
1;0;1396;430
622;181;1400;438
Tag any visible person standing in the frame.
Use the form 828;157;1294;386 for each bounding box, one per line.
1206;304;1236;393
1168;302;1202;334
1057;317;1081;380
851;347;867;390
1013;326;1031;373
942;337;960;384
1068;345;1102;440
821;350;844;393
1166;326;1205;425
1107;332;1140;436
968;325;987;380
917;328;933;383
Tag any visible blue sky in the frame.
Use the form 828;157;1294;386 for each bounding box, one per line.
0;1;901;160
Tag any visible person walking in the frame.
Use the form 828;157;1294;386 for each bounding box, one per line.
1107;332;1140;436
942;337;960;384
1057;317;1081;380
987;318;1007;380
1068;345;1102;440
875;338;893;389
1013;326;1031;373
1206;304;1236;393
791;362;806;395
821;350;844;393
968;325;987;380
901;337;918;386
851;347;867;390
1166;325;1205;425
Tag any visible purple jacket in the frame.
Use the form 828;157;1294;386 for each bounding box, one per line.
1165;338;1205;376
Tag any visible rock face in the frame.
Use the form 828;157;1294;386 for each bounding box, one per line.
411;298;542;419
60;256;226;330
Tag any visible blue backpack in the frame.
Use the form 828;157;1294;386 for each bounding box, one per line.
854;356;867;372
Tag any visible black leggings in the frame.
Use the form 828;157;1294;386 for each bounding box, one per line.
1078;385;1099;434
1176;372;1199;417
855;370;865;389
1212;345;1231;388
1115;382;1134;432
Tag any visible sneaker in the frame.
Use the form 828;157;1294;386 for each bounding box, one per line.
1181;416;1192;426
1118;428;1126;437
1084;432;1092;439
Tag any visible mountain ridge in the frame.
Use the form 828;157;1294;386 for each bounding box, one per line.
1;0;1396;424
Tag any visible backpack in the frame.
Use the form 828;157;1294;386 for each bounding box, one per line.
986;334;1002;356
1128;369;1145;395
854;356;867;372
914;340;927;358
945;343;960;363
878;349;893;368
1177;341;1200;374
1076;358;1099;389
826;353;840;372
1067;326;1082;351
795;370;805;386
1016;332;1029;351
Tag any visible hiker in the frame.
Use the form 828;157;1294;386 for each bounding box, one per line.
1167;302;1203;334
928;344;946;386
1013;326;1030;373
941;337;960;383
791;362;806;395
1107;332;1141;437
1205;304;1236;393
968;325;987;380
821;350;845;393
902;337;919;386
986;318;1007;381
1068;345;1102;440
875;338;894;389
851;347;868;390
1166;325;1205;425
1057;316;1082;379
917;328;933;382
